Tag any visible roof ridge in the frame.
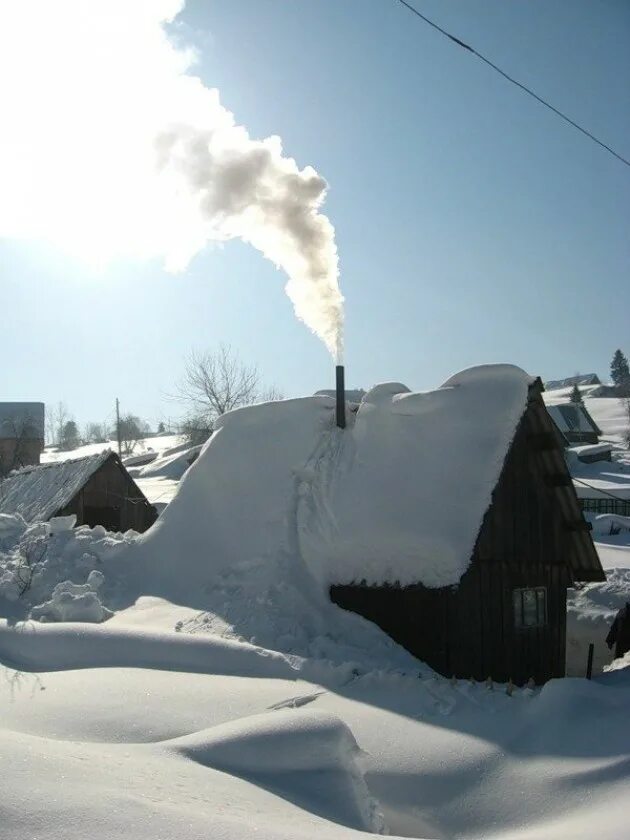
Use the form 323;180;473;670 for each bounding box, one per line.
6;448;113;477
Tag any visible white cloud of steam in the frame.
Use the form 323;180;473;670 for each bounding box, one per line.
0;0;344;358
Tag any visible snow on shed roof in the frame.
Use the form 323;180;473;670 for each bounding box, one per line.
134;364;534;595
0;403;45;439
546;403;601;436
0;450;111;523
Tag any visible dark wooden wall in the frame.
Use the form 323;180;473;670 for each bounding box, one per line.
331;396;577;685
59;456;157;533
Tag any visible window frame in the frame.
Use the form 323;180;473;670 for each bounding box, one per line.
512;586;547;630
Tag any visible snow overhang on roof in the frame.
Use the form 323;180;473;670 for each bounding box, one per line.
136;363;533;596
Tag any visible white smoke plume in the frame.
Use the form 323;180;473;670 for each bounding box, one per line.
0;0;344;359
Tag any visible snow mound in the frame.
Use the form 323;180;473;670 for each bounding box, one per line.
566;568;630;676
135;363;530;596
137;443;202;480
0;514;134;620
170;708;386;833
30;571;113;622
301;364;531;587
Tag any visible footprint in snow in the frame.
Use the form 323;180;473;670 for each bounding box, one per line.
268;691;327;710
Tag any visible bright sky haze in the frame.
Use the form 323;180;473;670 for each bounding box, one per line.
1;0;628;430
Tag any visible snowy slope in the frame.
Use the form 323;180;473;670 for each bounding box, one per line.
2;603;630;839
2;367;630;838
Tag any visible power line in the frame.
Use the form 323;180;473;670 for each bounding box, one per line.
573;476;630;506
394;0;630;169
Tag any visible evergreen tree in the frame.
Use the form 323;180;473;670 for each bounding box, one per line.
611;349;630;394
569;384;583;404
157;421;166;434
60;420;80;450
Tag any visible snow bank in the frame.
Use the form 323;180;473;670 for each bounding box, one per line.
0;514;134;621
566;568;630;676
137;443;202;480
30;571;113;623
170;708;386;833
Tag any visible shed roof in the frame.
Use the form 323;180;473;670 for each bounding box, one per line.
546;403;601;437
0;403;45;440
0;450;111;522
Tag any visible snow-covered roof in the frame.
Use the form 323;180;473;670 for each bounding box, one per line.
570;443;613;458
0;403;45;440
545;374;601;390
136;364;533;593
546;403;600;436
314;388;367;404
0;451;112;523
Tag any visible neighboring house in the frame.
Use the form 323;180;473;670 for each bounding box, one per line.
0;450;157;533
545;374;601;391
545;403;602;445
0;402;45;476
330;377;604;685
569;443;613;465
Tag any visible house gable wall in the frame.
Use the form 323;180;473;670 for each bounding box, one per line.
331;391;589;685
57;455;157;533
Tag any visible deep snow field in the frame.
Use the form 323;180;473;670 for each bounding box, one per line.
3;378;630;839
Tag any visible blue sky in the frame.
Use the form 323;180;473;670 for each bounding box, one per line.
2;0;629;430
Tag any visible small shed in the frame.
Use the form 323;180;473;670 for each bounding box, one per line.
0;402;45;475
546;403;601;445
329;375;605;685
0;450;157;533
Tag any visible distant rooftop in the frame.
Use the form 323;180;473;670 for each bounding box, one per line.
545;374;601;391
0;403;45;440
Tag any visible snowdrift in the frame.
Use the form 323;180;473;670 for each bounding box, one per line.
134;364;531;595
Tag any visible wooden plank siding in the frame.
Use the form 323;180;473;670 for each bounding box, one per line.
56;453;157;533
331;382;604;685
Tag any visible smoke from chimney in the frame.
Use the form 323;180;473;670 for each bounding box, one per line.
0;1;344;360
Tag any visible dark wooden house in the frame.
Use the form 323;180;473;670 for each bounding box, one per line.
0;402;45;476
330;379;605;685
0;450;157;533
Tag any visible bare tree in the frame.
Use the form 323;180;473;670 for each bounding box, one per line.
84;422;109;444
118;414;150;456
175;345;282;439
46;402;70;446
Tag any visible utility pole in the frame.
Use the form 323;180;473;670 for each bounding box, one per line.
115;398;121;456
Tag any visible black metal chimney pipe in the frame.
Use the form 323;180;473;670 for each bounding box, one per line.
335;365;346;429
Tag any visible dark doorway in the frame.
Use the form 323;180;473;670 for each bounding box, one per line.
83;505;121;531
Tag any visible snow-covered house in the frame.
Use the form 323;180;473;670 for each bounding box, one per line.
328;371;605;685
545;373;601;390
130;364;604;686
0;402;45;476
0;450;157;533
545;402;602;445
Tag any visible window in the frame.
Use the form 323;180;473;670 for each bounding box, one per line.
513;587;547;629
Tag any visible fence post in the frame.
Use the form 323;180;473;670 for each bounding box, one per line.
586;643;594;680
